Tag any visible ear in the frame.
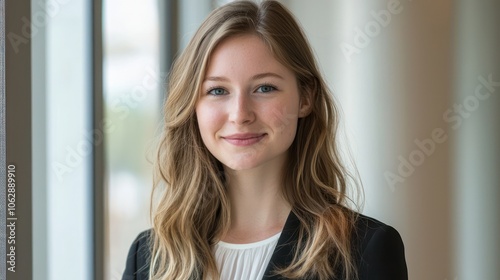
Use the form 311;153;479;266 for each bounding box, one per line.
298;90;312;118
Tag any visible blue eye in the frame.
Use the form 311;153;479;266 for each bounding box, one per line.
256;85;277;93
207;87;227;96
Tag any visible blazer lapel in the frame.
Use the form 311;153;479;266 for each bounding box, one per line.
262;211;301;280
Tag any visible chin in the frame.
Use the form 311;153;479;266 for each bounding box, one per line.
220;155;263;171
223;156;286;173
223;161;259;171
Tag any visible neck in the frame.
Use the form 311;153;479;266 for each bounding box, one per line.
222;160;291;243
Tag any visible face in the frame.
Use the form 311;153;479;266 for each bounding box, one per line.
195;34;310;172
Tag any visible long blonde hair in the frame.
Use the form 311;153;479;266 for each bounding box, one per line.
150;1;359;279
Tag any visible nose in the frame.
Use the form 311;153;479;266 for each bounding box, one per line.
228;91;255;125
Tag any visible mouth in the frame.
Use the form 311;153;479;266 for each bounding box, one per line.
222;133;267;146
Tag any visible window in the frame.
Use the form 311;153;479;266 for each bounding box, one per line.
32;0;93;279
102;0;160;278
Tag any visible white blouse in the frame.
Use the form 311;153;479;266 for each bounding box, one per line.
214;232;281;280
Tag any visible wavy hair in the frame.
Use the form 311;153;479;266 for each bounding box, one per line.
150;1;359;279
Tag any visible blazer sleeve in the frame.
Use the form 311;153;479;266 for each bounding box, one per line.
122;230;152;280
358;224;408;280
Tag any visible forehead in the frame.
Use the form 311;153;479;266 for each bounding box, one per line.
205;34;292;78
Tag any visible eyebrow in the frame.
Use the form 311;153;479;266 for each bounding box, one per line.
203;72;285;82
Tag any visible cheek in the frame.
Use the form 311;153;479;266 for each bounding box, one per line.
263;100;300;135
196;103;223;138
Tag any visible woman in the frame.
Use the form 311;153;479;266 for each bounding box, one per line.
123;1;408;279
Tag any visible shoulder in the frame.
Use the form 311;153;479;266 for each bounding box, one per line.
122;229;153;280
353;214;404;251
352;214;408;280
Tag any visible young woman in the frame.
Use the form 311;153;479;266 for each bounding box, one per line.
123;1;408;279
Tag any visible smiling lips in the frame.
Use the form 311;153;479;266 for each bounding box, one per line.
222;133;267;146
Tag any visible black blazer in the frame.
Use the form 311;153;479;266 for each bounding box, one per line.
122;212;408;280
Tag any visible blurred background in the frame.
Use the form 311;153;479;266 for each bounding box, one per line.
21;0;500;279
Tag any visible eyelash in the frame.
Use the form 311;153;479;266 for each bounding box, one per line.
206;86;228;96
205;84;278;96
255;84;278;93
